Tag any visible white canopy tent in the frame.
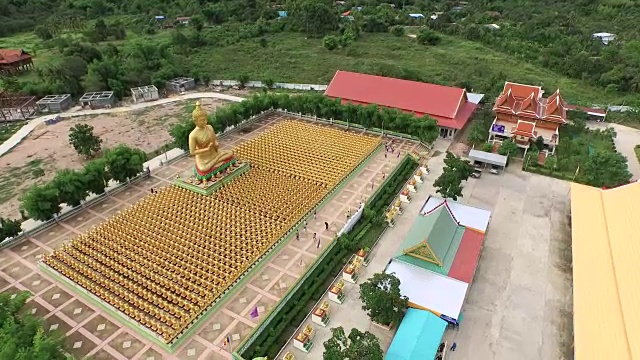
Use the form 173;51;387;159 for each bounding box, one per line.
385;260;468;320
469;149;507;171
421;196;491;233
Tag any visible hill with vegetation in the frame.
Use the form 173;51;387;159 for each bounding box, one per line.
1;0;640;106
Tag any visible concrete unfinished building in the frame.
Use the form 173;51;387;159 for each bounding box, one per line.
166;77;195;93
0;92;37;122
79;91;115;109
36;94;73;113
131;85;159;103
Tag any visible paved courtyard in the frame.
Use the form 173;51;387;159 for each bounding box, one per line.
277;154;573;360
0;113;427;359
443;163;574;360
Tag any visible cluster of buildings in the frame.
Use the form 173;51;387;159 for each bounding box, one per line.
383;196;492;359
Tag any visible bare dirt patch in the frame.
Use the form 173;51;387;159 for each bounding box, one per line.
0;98;228;219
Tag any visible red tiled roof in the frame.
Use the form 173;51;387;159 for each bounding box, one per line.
325;71;476;129
493;82;567;124
0;49;31;65
511;121;536;138
448;229;485;283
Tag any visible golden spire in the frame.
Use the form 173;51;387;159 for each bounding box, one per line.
192;101;208;123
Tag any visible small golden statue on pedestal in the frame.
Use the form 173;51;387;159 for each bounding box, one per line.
188;101;235;183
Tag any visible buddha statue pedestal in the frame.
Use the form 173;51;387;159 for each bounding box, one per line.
400;188;411;203
282;352;295;360
329;280;346;304
414;170;424;184
175;160;249;196
294;325;315;353
356;248;370;266
408;179;418;193
312;301;331;327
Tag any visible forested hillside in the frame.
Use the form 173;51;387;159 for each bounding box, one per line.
1;0;640;104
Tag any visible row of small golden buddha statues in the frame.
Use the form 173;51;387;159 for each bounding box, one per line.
43;119;381;343
234;121;379;186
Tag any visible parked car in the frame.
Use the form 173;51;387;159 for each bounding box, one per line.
471;169;482;178
489;165;500;174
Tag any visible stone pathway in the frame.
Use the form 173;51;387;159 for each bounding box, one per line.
0;114;429;360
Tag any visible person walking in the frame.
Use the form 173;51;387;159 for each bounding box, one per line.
313;232;317;241
313;209;316;220
303;221;307;233
316;238;321;248
450;342;457;352
324;221;329;230
296;231;300;241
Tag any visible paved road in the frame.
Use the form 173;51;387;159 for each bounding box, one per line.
587;121;640;179
0;92;245;158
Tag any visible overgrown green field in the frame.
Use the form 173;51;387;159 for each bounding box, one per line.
185;32;639;105
0;121;26;146
8;29;640;106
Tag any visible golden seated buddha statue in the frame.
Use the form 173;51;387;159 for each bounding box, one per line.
188;101;235;182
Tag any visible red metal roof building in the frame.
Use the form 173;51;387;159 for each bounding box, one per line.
0;49;33;76
489;82;567;155
324;70;478;139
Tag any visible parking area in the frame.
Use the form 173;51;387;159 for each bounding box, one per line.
443;162;574;360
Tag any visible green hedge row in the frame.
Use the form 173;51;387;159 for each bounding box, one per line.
240;156;418;359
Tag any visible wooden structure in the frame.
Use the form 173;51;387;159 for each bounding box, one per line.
489;82;567;155
79;91;115;109
131;85;159;103
0;49;33;76
36;94;72;112
0;92;37;122
166;77;195;93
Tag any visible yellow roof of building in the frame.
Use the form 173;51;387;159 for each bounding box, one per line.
571;182;640;360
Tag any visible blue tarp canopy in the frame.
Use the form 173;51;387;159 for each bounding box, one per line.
385;308;447;360
409;13;425;18
278;11;288;17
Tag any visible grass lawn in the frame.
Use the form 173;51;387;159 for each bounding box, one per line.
527;125;617;180
635;145;640;164
6;29;640;106
188;32;640;106
606;110;640;130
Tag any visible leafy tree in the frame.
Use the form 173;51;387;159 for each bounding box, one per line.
33;25;52;40
323;35;339;51
20;184;61;221
434;151;474;201
0;77;22;94
0;217;22;240
467;122;486;146
534;136;545;150
289;0;338;38
190;15;205;32
51;169;88;207
497;139;518;157
578;150;632;188
259;37;268;48
263;78;275;89
323;327;383;360
104;145;147;183
417;28;441;46
481;142;494;152
390;25;404;37
68;123;102;158
237;73;250;88
82;159;111;195
0;291;66;360
359;272;408;326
